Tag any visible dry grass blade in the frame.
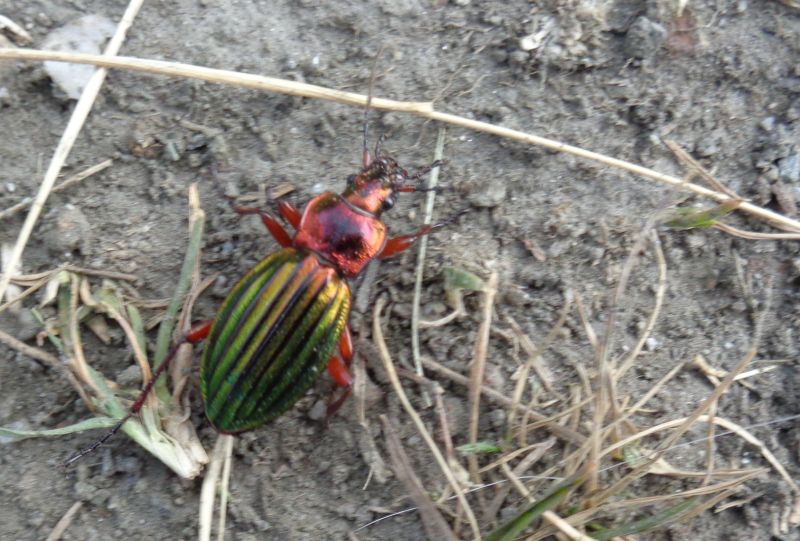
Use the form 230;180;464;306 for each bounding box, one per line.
199;434;234;541
467;271;498;490
664;139;741;199
485;438;556;522
0;159;113;221
372;297;481;540
44;501;82;541
1;48;799;232
421;356;586;445
411;127;446;381
0;49;432;113
713;222;800;240
616;230;666;378
505;293;572;433
381;415;459;541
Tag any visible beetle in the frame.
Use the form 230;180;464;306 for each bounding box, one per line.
65;130;454;464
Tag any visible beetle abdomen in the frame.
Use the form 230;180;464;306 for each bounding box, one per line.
200;248;350;433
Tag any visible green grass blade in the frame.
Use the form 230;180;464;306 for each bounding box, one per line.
0;417;117;442
152;200;205;399
588;497;698;540
485;476;580;541
456;441;502;455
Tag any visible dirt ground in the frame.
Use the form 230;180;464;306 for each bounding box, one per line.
1;1;799;540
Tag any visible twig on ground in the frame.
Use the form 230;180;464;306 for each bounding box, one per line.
467;271;498;495
373;297;481;540
381;415;459;541
0;159;113;222
44;501;82;541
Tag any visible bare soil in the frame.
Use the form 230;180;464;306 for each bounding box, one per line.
1;1;799;540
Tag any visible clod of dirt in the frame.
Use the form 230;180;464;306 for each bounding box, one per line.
45;204;91;255
41;14;116;99
465;178;507;208
624;16;667;59
116;364;142;388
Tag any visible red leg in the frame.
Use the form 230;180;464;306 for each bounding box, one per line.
380;209;467;259
231;205;292;248
326;326;354;416
379;224;439;259
277;200;302;229
64;320;213;468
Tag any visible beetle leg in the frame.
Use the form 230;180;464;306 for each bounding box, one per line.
230;205;293;248
277;199;302;229
379;224;440;258
64;320;213;468
379;209;467;259
326;326;354;416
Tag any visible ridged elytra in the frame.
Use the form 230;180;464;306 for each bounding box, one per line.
200;248;350;433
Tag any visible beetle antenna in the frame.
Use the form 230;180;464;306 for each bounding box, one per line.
63;321;212;468
362;45;384;167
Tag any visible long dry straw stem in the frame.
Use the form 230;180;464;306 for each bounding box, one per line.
467;271;498;491
1;49;798;233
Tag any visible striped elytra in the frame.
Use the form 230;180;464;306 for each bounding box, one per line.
200;248;350;433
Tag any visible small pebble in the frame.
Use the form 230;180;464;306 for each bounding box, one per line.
759;116;776;131
778;153;800;183
307;399;327;421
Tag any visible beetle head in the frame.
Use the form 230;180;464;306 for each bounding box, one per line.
343;155;408;216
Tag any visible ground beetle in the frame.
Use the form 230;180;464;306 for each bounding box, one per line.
66;120;454;464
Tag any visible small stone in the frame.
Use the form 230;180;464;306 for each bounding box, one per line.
759;116;776;131
778;153;800;183
47;204;91;255
488;408;506;429
307;399;327;421
686;233;706;249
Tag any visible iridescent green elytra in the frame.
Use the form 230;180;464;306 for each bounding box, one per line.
200;248;350;433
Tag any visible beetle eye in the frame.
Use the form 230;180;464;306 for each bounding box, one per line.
382;196;395;211
346;174;357;186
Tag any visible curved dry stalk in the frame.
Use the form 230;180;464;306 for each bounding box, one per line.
411;127;446;381
615;230;667;377
421;356;586;445
0;2;144;321
600;414;798;495
199;434;234;541
372;297;481;541
506;293;572;434
44;501;82;541
467;271;498;490
1;48;798;233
